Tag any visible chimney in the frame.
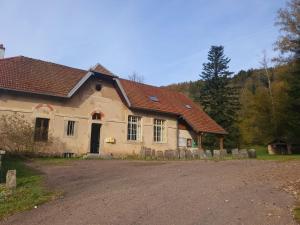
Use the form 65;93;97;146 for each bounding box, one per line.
0;44;5;59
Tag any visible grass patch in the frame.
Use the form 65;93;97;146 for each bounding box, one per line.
33;157;81;165
0;156;57;220
250;145;300;161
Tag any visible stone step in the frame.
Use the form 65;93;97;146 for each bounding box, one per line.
84;153;101;159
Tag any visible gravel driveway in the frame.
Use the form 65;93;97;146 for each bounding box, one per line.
1;160;299;225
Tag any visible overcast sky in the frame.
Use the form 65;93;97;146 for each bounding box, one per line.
0;0;286;86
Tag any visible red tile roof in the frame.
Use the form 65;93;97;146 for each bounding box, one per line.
0;56;87;97
119;79;226;134
91;63;117;77
0;55;226;134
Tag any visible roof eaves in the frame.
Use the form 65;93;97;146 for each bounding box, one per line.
67;71;94;98
131;106;180;117
113;78;131;107
178;115;201;134
0;87;68;98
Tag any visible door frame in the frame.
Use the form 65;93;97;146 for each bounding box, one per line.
90;122;102;154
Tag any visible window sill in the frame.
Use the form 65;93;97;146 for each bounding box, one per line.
153;142;168;145
64;135;76;139
127;140;143;145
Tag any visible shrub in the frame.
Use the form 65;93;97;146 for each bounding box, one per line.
0;113;56;154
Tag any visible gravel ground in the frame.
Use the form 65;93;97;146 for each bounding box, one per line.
1;159;300;225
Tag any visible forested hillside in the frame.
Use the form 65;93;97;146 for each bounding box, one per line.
165;64;293;147
165;0;300;148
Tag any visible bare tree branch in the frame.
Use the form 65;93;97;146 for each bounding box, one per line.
128;72;144;83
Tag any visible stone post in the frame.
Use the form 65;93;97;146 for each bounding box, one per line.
6;170;17;189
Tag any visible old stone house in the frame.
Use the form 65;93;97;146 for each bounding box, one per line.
0;47;226;156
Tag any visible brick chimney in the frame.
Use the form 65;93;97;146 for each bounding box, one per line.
0;44;5;59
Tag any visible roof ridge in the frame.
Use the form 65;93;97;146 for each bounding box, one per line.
4;55;88;73
119;78;227;134
119;77;189;96
95;63;115;74
0;55;23;61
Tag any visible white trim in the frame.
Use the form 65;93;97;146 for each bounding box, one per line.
127;115;142;142
113;78;131;107
67;71;93;97
153;118;167;144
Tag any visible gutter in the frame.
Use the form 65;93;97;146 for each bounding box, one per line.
0;87;68;98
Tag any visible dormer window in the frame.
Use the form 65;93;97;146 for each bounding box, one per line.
149;96;159;102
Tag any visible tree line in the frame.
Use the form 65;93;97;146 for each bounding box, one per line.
167;0;300;148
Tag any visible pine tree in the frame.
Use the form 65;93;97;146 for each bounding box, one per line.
199;46;240;148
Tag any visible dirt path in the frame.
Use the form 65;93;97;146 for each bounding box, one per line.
1;160;299;225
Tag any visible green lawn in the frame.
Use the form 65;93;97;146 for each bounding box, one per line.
0;156;57;220
251;145;300;161
33;157;81;165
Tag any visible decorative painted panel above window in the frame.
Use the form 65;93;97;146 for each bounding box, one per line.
127;116;141;141
65;120;77;137
153;119;165;143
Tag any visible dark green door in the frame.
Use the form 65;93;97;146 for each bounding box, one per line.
90;123;101;153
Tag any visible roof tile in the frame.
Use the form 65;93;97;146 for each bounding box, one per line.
91;63;116;77
0;56;226;134
119;79;226;134
0;56;87;97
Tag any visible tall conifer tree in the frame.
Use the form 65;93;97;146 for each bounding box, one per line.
199;46;240;147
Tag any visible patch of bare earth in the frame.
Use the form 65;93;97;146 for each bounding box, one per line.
1;160;300;225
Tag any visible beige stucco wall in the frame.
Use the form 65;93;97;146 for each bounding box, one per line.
178;129;198;149
0;77;179;156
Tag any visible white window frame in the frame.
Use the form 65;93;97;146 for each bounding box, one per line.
153;119;166;143
64;120;78;138
127;116;142;141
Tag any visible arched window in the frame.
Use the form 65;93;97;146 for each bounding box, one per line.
92;112;101;120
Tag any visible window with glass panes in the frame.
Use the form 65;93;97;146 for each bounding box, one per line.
127;116;141;141
153;119;165;142
34;118;49;142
